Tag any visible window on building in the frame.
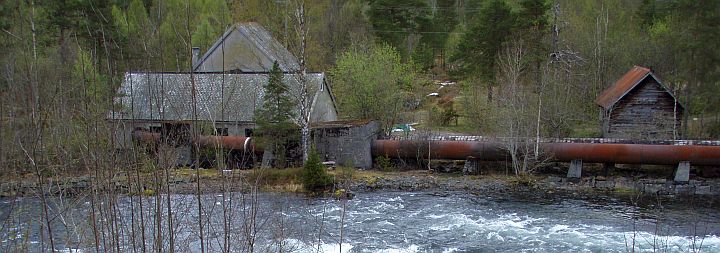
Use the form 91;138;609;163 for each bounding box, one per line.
214;128;229;136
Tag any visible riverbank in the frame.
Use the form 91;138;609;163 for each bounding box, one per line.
348;170;720;196
2;168;720;198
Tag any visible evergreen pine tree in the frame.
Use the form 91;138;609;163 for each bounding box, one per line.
301;148;332;192
255;61;296;167
452;0;515;96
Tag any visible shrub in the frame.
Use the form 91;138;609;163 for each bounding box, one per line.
301;149;333;192
376;155;395;171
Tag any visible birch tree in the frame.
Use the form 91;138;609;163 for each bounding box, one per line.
291;0;311;163
495;40;547;175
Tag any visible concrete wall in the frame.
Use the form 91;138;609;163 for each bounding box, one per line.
313;121;379;169
310;83;339;123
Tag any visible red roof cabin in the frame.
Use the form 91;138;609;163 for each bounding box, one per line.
595;66;683;140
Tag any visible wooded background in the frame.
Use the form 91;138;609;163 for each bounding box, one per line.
1;0;719;175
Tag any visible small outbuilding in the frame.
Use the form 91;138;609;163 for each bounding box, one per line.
595;66;683;140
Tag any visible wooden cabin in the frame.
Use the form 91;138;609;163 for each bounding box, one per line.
595;66;683;140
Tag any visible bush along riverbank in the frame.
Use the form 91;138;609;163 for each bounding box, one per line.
2;168;720;198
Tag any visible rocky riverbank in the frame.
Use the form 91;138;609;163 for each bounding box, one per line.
347;170;720;196
2;169;720;198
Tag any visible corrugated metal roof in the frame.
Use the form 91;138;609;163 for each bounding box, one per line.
109;72;324;122
595;66;653;109
193;22;300;72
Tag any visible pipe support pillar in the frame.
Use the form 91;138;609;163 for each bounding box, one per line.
674;161;690;183
463;156;479;175
567;159;583;181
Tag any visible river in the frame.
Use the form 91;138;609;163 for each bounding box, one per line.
1;191;719;252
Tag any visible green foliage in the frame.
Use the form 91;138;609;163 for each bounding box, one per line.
517;0;550;29
4;0;720;178
256;61;296;125
301;149;332;192
113;0;149;38
376;155;395;172
429;103;459;127
255;61;297;168
452;0;515;81
249;167;303;187
411;43;434;70
334;167;356;183
72;49;107;105
191;19;218;52
637;0;660;26
330;43;419;130
437;102;459;127
110;0;230;70
368;0;431;58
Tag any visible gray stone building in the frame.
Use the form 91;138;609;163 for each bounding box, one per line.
109;23;339;164
109;72;338;149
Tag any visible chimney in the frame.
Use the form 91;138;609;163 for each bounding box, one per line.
191;47;200;68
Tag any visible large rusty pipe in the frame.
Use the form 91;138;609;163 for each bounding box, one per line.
372;140;507;161
131;131;160;144
372;140;720;166
131;131;262;153
542;142;720;165
195;135;259;152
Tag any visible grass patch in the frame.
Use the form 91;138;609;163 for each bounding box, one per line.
171;167;219;179
509;173;539;187
248;167;303;188
569;122;602;138
613;186;640;195
329;167;356;183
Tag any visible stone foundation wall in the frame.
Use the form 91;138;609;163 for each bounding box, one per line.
313;121;379;169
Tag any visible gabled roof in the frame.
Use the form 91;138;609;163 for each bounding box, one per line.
109;72;326;122
192;22;300;72
595;66;679;109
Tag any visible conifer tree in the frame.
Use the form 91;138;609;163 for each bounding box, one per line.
452;0;515;100
301;148;332;192
255;61;296;167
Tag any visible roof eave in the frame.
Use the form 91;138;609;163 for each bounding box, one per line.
598;71;651;110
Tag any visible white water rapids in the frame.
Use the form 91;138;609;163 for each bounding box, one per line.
2;191;719;252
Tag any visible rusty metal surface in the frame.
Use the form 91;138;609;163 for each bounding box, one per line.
195;135;256;151
383;134;720;146
595;65;651;109
372;140;507;161
373;140;720;166
131;131;160;144
134;131;720;165
132;131;261;152
542;143;720;166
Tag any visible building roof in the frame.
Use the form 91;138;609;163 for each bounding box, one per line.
192;23;300;72
595;66;679;109
109;72;327;122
